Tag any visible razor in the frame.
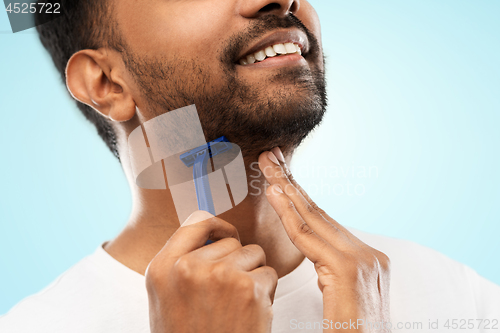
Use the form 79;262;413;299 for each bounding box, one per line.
180;136;231;216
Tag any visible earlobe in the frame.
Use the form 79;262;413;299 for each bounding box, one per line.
65;49;136;122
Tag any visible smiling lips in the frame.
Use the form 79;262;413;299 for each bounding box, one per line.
236;29;309;67
239;42;302;66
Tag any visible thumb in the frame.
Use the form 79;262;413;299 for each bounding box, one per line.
181;210;215;227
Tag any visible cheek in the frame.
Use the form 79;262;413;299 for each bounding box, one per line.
117;1;233;63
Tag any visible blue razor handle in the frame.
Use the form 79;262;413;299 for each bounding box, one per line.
180;136;231;244
191;149;215;215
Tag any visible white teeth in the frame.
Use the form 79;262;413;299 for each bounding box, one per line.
265;46;277;57
254;50;266;61
284;43;296;53
239;43;302;66
273;44;287;55
295;44;301;55
246;54;256;64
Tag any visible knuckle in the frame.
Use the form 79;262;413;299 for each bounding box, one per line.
205;217;222;230
358;252;380;271
145;261;163;287
367;254;380;271
172;256;195;280
206;218;239;240
209;262;232;283
298;221;314;236
375;251;391;271
342;254;372;279
304;202;327;220
206;216;227;228
288;220;314;244
329;224;341;235
263;266;279;288
227;222;239;236
243;244;266;259
305;203;316;214
222;237;242;250
239;275;256;290
340;251;390;282
356;252;388;278
236;276;257;300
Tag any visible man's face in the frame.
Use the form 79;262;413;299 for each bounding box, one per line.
115;0;326;157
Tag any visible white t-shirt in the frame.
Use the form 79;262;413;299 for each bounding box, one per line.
1;228;499;333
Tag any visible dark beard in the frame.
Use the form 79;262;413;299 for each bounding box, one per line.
122;14;327;159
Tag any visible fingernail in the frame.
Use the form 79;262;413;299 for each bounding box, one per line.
271;147;286;163
274;184;283;194
181;210;214;227
267;151;280;165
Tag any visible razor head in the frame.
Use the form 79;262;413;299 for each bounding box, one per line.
180;136;231;167
208;136;231;157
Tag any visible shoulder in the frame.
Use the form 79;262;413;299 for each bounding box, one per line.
0;255;97;332
347;227;500;317
347;227;467;275
0;247;149;333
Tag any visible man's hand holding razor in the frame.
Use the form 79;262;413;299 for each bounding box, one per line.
146;147;391;333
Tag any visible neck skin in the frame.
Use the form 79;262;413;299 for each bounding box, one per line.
104;128;304;278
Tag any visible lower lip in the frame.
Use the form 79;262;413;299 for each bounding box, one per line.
238;54;307;69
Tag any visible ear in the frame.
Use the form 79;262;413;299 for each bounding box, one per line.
65;49;136;122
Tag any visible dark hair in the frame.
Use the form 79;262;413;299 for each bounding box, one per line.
35;0;124;160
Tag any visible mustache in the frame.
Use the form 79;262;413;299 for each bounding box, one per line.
221;13;320;66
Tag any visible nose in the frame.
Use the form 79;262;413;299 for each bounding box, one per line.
239;0;300;18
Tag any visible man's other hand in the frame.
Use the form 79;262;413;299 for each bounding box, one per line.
259;148;391;332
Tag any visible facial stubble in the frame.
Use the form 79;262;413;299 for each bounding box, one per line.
121;14;327;160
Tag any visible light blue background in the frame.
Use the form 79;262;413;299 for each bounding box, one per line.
1;1;499;315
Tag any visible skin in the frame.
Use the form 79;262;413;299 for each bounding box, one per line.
65;0;391;331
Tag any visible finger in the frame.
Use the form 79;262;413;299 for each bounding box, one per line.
187;237;242;262
263;148;367;249
247;266;279;304
157;211;240;261
272;148;330;217
259;151;353;250
221;244;267;272
279;160;367;247
265;183;340;265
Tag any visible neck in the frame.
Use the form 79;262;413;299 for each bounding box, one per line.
104;157;304;278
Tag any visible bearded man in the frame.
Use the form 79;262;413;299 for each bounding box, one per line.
1;0;499;332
